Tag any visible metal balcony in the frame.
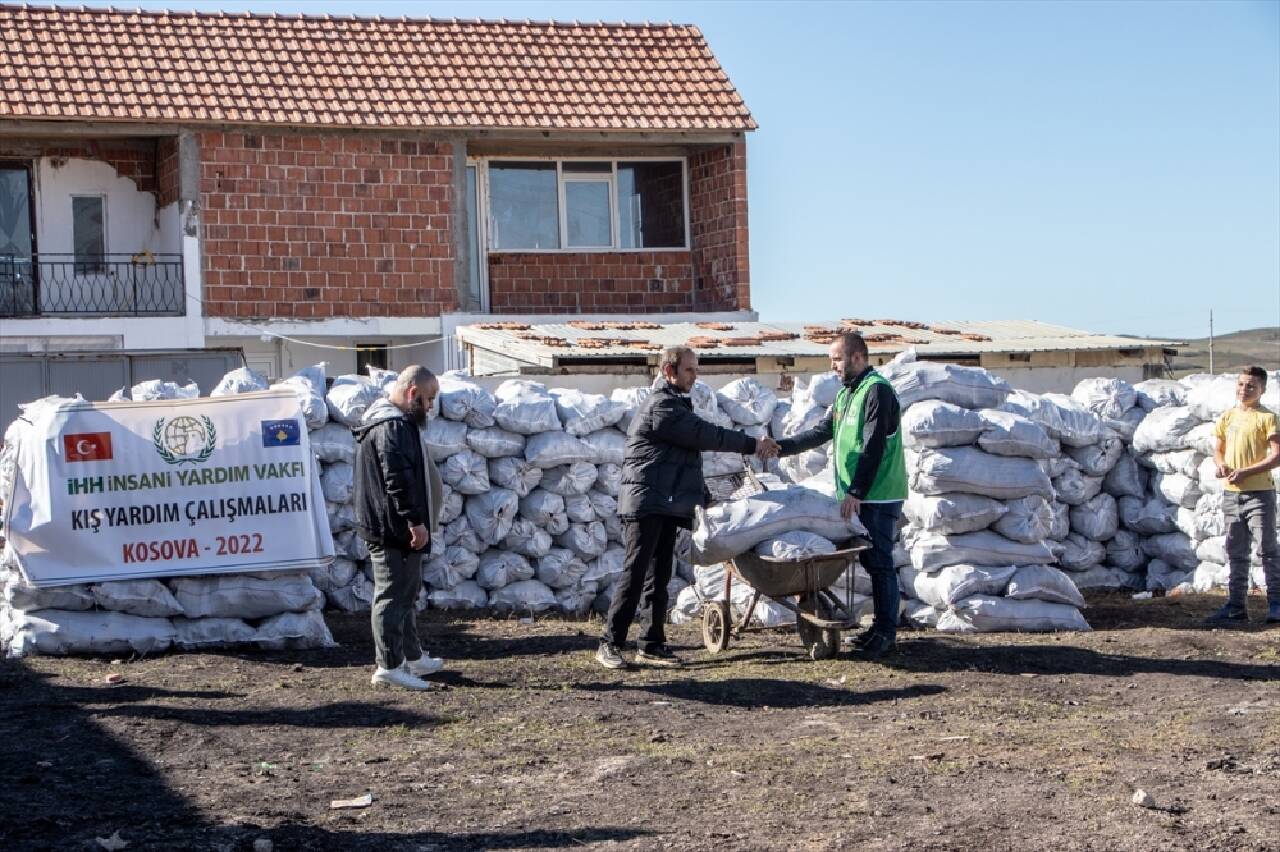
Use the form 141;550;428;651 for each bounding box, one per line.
0;253;185;318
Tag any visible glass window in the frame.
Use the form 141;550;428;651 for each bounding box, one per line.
72;196;105;274
618;161;685;249
488;162;559;250
0;167;33;259
484;159;687;251
563;161;612;175
565;180;612;248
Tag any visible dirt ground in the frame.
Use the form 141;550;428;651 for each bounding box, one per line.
2;591;1278;852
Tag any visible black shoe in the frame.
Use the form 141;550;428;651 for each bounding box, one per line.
1203;604;1249;625
856;633;897;660
848;628;877;649
635;645;682;667
595;642;627;670
1266;603;1280;624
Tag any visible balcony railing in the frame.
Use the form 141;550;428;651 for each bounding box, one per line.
0;253;185;318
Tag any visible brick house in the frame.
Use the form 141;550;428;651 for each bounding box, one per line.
0;5;755;378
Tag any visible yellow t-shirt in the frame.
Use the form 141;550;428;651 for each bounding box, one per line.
1214;405;1279;492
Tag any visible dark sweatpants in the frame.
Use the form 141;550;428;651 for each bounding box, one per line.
369;542;424;670
603;515;680;653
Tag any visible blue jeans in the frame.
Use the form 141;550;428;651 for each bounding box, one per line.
858;501;903;641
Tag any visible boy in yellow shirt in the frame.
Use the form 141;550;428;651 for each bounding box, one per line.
1206;366;1280;624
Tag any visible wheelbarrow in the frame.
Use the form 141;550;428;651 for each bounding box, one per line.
699;464;869;660
700;541;869;660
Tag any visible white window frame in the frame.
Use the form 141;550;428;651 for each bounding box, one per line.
70;193;108;276
559;164;616;250
483;156;690;253
465;159;492;312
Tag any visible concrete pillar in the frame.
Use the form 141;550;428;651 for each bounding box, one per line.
448;135;475;313
177;130;205;348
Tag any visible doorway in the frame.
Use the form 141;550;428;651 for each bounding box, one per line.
0;161;37;315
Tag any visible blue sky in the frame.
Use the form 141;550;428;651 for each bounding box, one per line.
82;0;1280;340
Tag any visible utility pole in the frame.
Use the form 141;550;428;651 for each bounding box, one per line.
1208;309;1214;374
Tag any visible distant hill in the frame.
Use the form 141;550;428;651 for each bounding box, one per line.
1170;327;1280;377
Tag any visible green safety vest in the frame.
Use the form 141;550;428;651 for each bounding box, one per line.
832;370;908;502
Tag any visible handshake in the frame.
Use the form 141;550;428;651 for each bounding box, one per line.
755;436;780;461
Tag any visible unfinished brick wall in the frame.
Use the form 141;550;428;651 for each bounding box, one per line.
487;251;694;313
199;131;455;320
689;142;750;311
156;137;180;208
0;138;163;194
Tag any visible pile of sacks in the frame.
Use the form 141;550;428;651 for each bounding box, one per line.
0;382;333;658
8;354;1275;655
993;378;1142;595
314;369;828;620
1127;373;1279;595
868;354;1091;632
316;371;642;618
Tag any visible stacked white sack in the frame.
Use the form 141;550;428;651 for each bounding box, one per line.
885;352;1089;632
1126;372;1280;595
768;372;842;483
322;373;671;620
757;347;1090;626
0;384;333;658
1005;379;1146;593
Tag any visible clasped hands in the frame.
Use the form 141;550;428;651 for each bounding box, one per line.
1216;463;1247;486
755;436;780;461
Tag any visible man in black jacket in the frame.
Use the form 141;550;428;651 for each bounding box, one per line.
599;346;778;669
353;366;445;691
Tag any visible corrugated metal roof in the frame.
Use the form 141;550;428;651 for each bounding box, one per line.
455;319;1181;368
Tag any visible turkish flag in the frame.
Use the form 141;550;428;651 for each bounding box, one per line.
63;432;113;462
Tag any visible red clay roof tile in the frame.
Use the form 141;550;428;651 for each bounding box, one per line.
0;4;755;132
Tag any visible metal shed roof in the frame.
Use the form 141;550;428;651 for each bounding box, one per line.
455;319;1181;368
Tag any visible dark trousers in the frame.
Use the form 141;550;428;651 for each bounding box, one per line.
369;542;424;670
1224;490;1279;606
859;501;904;641
603;515;679;652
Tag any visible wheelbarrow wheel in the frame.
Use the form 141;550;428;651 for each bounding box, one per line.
796;593;840;661
702;600;732;654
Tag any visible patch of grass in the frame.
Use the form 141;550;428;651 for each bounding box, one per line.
632;739;699;761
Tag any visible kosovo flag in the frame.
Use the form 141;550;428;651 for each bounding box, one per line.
261;419;301;448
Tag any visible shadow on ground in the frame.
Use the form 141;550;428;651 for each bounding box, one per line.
886;637;1280;681
0;659;440;850
579;676;946;708
261;825;651;851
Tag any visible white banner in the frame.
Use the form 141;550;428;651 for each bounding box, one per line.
4;390;335;586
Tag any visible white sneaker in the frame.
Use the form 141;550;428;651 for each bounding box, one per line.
405;654;444;676
370;666;433;691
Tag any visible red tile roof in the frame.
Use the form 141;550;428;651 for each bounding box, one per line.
0;5;756;132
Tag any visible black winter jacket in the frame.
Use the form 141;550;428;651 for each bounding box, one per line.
618;382;758;527
352;401;431;551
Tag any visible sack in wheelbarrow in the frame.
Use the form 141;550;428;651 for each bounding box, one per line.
691;486;868;565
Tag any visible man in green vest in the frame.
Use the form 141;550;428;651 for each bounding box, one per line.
776;331;908;659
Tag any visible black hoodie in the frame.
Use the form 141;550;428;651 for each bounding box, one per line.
351;398;431;551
